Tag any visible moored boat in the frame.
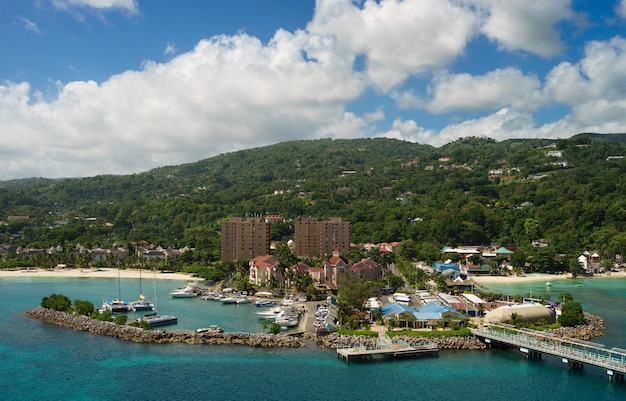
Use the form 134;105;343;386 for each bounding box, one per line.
101;298;130;313
138;312;178;327
170;281;200;298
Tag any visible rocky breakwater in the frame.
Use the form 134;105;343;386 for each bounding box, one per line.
315;332;379;349
314;332;485;350
24;307;304;348
547;312;605;341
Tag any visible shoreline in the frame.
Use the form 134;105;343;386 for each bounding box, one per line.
471;271;626;285
0;267;197;281
4;267;625;285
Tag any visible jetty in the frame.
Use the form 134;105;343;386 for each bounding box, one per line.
337;329;438;363
472;323;626;382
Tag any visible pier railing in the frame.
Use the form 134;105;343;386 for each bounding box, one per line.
472;324;626;375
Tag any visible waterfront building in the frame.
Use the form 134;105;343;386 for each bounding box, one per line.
293;217;350;258
221;217;271;262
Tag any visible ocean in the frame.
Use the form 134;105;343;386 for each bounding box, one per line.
1;275;626;401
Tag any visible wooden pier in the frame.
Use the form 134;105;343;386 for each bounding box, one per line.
337;341;438;363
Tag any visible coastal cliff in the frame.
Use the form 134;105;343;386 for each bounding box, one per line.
24;307;304;348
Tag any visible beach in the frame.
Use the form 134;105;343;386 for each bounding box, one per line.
0;267;196;281
3;266;625;284
471;271;626;284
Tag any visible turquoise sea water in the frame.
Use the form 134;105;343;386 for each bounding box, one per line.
2;276;626;401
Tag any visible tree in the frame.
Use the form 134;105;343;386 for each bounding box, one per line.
41;293;71;312
510;250;527;272
558;301;586;327
73;299;95;316
268;322;281;334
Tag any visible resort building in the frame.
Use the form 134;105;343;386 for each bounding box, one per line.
221;217;271;262
293;217;350;258
249;255;281;286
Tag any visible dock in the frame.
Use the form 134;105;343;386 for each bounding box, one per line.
472;324;626;382
337;342;438;363
337;328;438;363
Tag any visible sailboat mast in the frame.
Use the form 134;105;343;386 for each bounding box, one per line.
117;258;121;300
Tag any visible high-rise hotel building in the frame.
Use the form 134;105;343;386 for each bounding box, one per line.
294;217;350;258
221;217;271;262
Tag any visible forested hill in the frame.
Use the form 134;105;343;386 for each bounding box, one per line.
2;134;626;262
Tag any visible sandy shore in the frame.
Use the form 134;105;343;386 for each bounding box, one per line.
472;271;626;284
0;267;198;281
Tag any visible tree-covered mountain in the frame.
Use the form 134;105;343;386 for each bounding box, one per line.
2;134;626;264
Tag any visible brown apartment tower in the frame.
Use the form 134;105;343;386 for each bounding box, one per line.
221;217;271;262
294;217;350;258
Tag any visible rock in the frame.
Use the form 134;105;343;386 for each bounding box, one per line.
24;307;304;348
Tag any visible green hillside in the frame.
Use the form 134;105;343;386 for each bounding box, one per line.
1;134;626;268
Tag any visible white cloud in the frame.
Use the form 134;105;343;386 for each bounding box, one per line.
436;108;540;145
19;17;43;34
164;42;177;56
543;36;626;105
397;68;543;113
308;0;478;92
473;0;574;58
52;0;138;14
380;118;437;145
0;30;365;178
617;0;626;18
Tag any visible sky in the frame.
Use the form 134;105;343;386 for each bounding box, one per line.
1;0;626;180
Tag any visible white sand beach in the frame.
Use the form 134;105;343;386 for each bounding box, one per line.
472;271;626;285
0;267;197;281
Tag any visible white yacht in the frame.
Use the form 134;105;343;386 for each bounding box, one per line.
169;281;200;298
138;312;178;327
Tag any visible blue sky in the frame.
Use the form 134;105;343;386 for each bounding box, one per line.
1;0;626;179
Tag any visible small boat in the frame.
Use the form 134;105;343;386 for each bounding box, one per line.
130;296;155;311
170;281;200;298
221;297;237;304
138;312;178;327
236;296;251;304
196;325;224;334
545;282;552;286
130;269;155;311
254;300;276;307
136;266;177;327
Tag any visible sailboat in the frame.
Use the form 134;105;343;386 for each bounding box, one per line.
130;267;155;311
136;266;177;327
101;262;130;312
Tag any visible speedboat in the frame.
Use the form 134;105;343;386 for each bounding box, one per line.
170;282;200;298
236;296;251;304
221;297;237;304
256;306;286;320
196;325;224;334
254;300;276;307
138;312;178;327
